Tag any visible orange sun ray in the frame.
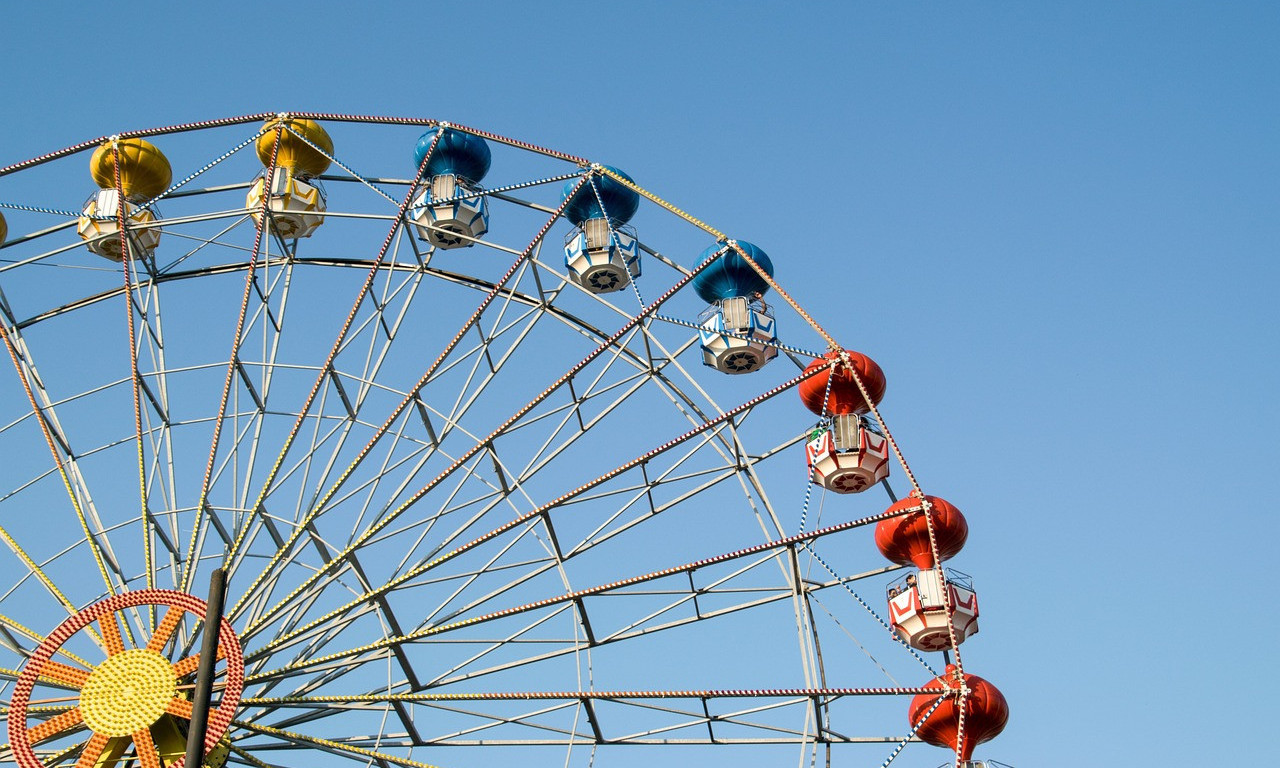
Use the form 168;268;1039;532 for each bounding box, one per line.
99;613;125;657
131;727;163;768
171;645;223;678
27;707;85;744
39;660;92;689
146;607;184;653
165;697;194;719
74;731;111;768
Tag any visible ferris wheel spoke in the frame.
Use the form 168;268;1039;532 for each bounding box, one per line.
411;367;809;573
423;594;800;693
393;516;556;632
242;515;558;680
219;403;368;600
122;253;192;631
245;260;555;563
238;687;928;747
394;562;884;695
0;522;104;649
240;456;545;650
236;265;670;624
538;425;755;559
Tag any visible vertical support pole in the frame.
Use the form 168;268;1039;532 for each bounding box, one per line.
185;567;226;768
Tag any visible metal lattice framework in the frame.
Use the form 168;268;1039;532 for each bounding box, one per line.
0;114;974;768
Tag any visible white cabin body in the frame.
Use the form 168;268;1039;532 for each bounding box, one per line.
246;168;327;239
410;174;490;249
887;568;978;651
77;189;162;261
805;414;889;493
699;297;778;374
564;217;639;294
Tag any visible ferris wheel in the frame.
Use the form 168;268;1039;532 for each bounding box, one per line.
0;114;1010;768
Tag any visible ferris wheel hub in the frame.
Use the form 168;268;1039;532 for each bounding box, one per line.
79;648;177;737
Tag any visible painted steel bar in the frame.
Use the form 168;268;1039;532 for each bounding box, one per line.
287;112;589;164
242;687;940;706
594;164;726;241
114;140;155;625
724;239;841;352
226;744;279;768
590;165;829;346
235;735;912;748
131;275;183;592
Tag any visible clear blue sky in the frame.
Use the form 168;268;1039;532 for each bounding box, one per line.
2;2;1277;765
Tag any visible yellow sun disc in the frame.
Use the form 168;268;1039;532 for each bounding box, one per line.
79;649;176;737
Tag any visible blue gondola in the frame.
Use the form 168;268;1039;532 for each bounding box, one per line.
562;167;641;294
693;241;779;374
409;128;492;249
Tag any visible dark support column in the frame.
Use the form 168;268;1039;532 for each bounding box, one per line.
185;567;227;768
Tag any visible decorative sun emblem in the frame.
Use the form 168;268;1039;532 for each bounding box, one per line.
7;590;244;768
